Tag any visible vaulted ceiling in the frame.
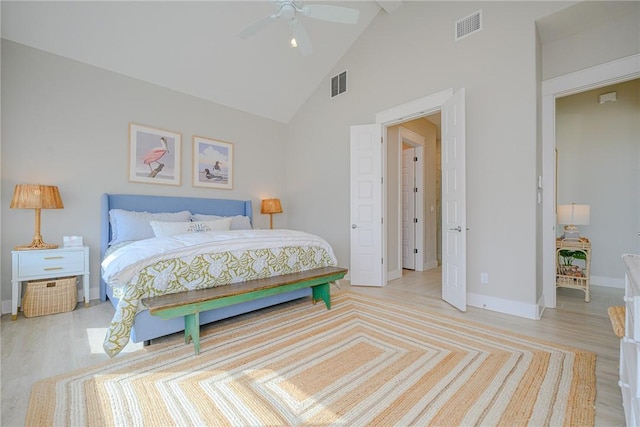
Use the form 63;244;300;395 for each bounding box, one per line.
2;1;395;123
2;1;629;124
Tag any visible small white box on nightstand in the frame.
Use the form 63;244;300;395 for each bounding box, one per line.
63;236;83;248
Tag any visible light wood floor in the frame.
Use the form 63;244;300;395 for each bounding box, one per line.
1;269;626;426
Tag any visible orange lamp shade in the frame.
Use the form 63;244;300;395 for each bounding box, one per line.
260;198;283;215
261;198;282;229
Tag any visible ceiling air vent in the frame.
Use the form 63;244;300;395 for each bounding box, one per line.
455;10;482;41
330;71;347;98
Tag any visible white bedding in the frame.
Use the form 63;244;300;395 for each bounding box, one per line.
102;229;336;288
101;229;338;357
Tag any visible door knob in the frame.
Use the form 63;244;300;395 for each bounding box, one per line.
352;224;357;229
449;226;462;232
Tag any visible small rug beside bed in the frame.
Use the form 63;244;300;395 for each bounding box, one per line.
26;291;596;426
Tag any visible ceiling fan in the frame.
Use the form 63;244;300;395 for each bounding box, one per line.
237;1;360;56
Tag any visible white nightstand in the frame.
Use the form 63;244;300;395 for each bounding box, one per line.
11;246;90;320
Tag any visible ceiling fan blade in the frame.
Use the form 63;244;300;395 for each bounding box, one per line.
292;19;313;56
237;14;277;39
303;4;359;24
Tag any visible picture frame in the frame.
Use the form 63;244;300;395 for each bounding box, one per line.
193;136;233;190
129;123;181;186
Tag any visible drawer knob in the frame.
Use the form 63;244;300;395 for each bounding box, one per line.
44;267;64;271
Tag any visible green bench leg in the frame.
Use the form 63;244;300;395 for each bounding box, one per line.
184;312;201;354
312;282;331;309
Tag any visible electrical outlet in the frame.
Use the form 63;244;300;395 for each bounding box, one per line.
480;273;488;284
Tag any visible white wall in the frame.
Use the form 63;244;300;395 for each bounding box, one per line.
556;79;640;285
287;1;571;312
542;3;640;80
1;40;288;305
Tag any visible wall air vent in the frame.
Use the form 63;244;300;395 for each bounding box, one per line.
455;10;482;41
330;70;347;98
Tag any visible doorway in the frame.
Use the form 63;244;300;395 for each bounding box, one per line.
350;88;467;310
556;79;639;291
541;54;640;309
386;118;441;282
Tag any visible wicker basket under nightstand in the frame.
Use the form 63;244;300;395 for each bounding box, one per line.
22;276;78;317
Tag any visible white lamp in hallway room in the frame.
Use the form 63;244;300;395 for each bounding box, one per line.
557;203;590;240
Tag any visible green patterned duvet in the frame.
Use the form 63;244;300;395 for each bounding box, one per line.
101;229;337;357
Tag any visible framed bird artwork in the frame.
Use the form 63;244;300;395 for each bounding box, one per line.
129;123;182;186
193;135;234;190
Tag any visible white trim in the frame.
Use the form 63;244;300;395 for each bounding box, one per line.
424;260;438;270
375;89;454;288
467;291;540;320
537;294;546;320
1;288;99;315
542;54;640;309
542;54;640;97
2;300;11;315
590;275;625;289
376;89;453;125
387;269;402;281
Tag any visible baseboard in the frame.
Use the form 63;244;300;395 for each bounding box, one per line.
1;300;11;315
387;269;402;281
1;287;101;315
590;275;624;289
537;293;546;319
467;291;539;320
422;260;438;270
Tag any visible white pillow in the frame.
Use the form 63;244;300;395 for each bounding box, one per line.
109;209;191;245
150;218;232;237
191;213;252;230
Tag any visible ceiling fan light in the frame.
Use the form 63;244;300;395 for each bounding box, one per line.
290;37;297;48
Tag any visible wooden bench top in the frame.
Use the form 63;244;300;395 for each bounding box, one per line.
142;266;347;314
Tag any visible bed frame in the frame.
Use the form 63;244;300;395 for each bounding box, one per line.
100;193;311;344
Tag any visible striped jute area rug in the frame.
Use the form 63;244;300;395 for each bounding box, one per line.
26;291;595;426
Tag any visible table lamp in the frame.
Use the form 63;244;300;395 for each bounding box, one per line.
557;203;590;240
261;198;282;229
10;184;64;250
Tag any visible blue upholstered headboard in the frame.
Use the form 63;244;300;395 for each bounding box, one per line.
100;193;252;301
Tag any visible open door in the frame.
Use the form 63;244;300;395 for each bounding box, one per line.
441;89;467;311
350;124;384;286
402;147;417;270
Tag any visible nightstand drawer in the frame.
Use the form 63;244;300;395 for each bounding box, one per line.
17;251;85;277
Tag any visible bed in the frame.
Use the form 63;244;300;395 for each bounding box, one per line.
100;193;337;357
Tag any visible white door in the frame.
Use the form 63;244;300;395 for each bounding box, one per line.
350;124;384;286
402;148;416;269
441;89;467;311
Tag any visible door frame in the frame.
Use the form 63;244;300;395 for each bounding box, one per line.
398;127;425;275
376;88;454;286
542;54;640;308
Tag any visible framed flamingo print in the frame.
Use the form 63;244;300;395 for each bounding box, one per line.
129;123;181;185
193;136;233;190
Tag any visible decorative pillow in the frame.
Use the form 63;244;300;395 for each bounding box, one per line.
109;209;191;245
150;218;232;237
191;214;252;230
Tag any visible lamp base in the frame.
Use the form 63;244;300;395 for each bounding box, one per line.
562;225;580;240
14;236;58;251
